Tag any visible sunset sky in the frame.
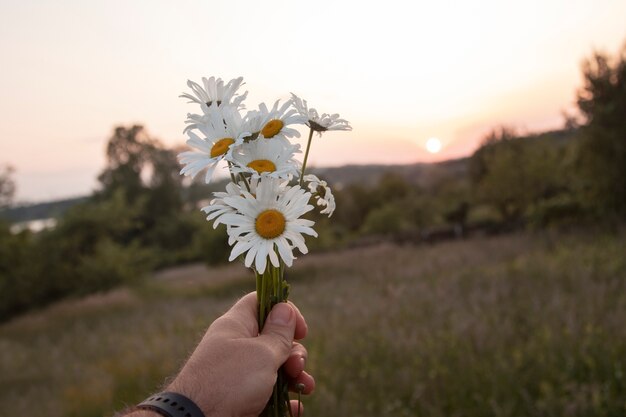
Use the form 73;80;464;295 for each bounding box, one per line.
1;0;625;202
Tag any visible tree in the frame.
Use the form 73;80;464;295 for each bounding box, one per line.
0;165;16;209
469;128;569;224
576;43;626;217
97;125;184;215
146;146;184;219
468;126;518;184
97;125;156;202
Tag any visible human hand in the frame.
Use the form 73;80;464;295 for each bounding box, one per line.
166;292;314;417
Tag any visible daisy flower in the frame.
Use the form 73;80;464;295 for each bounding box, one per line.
215;177;317;273
182;111;209;134
201;181;246;228
202;178;289;240
257;99;307;141
304;174;336;217
230;138;301;180
236;109;265;141
180;76;248;109
178;106;247;183
291;93;352;134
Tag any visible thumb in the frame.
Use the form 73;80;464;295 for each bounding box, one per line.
259;302;297;369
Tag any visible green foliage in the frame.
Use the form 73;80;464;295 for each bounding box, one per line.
470;128;575;225
527;194;587;229
74;239;154;294
192;223;231;266
463;58;626;226
0;165;15;209
0;222;39;319
333;183;381;232
469;126;519;184
0;126;226;321
304;217;343;251
97;125;155;202
361;197;431;236
146;210;230;267
576;44;626;217
334;173;439;237
0;192;158;321
361;202;411;235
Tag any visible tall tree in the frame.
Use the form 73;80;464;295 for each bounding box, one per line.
0;165;16;209
97;125;156;202
577;43;626;216
146;147;184;218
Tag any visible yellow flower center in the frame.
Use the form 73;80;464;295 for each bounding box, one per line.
261;119;284;138
255;209;286;239
247;159;276;174
210;137;235;158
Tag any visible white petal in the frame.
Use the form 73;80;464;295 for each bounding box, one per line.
268;245;280;267
255;242;268;273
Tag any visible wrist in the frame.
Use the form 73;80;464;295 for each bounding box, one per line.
167;374;214;417
121;408;162;417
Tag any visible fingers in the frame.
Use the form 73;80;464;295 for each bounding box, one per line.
289;371;315;395
285;342;314;394
290;302;308;340
208;292;259;338
286;301;307;340
284;343;307;378
258;303;297;368
210;293;308;341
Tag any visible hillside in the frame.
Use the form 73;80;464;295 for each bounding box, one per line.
0;196;88;223
1;231;623;416
313;157;469;189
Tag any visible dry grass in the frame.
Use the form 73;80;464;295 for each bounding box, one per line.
1;231;625;417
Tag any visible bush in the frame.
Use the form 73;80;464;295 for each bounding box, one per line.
361;199;424;236
74;239;154;294
0;222;39;320
527;195;587;229
191;221;231;266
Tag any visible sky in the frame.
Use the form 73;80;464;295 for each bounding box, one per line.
1;0;625;202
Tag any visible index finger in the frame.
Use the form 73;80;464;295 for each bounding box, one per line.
208;292;259;338
209;293;307;340
287;301;307;340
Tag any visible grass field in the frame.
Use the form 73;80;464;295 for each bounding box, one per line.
1;231;625;417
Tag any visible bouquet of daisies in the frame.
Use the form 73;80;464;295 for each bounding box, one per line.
178;76;350;416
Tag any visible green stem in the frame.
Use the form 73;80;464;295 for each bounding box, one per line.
299;128;315;186
227;161;237;184
258;262;291;417
255;270;263;326
240;173;251;192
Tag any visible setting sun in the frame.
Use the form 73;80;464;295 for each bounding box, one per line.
426;137;442;154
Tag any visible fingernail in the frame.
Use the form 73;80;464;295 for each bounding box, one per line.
268;303;293;325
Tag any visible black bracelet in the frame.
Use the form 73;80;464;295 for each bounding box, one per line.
137;392;205;417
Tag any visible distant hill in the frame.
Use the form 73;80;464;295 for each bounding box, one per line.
0;196;88;223
313;157;469;189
